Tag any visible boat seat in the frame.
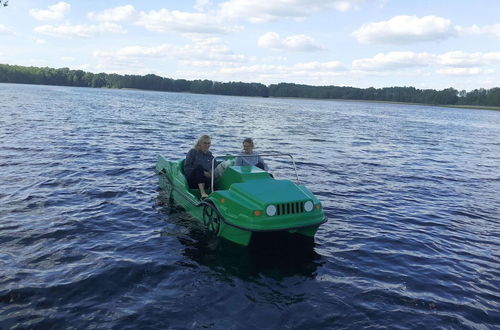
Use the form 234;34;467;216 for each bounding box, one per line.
177;158;214;196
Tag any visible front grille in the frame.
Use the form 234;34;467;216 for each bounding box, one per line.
276;201;304;216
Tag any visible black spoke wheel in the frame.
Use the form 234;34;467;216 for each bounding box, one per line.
202;202;221;235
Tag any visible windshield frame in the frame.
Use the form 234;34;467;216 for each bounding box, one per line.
210;153;300;191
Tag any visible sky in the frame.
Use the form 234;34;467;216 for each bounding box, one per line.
1;0;500;91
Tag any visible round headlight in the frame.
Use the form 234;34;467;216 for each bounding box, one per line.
304;201;314;212
266;205;277;216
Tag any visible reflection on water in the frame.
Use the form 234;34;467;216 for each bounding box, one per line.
157;194;323;281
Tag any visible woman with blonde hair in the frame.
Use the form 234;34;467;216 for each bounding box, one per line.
184;135;213;199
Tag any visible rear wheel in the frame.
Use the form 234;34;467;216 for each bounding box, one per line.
202;202;221;235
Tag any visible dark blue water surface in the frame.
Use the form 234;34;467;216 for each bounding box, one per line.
1;83;499;329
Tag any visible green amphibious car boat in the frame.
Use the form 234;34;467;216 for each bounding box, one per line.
155;154;326;246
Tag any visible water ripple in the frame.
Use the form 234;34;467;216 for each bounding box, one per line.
1;84;499;328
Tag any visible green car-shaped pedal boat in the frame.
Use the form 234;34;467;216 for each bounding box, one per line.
155;154;327;246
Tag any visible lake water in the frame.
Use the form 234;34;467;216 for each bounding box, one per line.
1;83;499;329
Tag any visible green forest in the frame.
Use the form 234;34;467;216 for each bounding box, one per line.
1;63;499;107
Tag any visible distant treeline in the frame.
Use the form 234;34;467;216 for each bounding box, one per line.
1;63;499;107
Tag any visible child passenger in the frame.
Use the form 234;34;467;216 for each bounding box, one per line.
235;138;268;171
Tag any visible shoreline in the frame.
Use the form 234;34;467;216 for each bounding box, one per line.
2;81;499;111
268;95;500;111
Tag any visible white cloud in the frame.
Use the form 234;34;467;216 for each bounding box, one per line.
71;64;92;71
219;64;280;74
181;37;247;62
93;45;500;86
94;45;173;60
88;5;139;22
36;39;46;45
258;32;326;51
94;38;247;64
136;9;238;34
437;51;500;67
218;60;346;77
87;5;237;34
349;50;500;81
218;0;361;23
178;60;240;67
194;0;213;12
483;52;500;62
437;51;483;67
294;61;346;71
187;60;349;86
197;60;346;78
352;51;433;70
466;23;500;38
30;2;71;21
352;15;457;44
436;68;493;76
87;2;359;35
0;24;13;35
34;23;126;38
93;39;251;77
333;1;357;12
480;23;500;38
